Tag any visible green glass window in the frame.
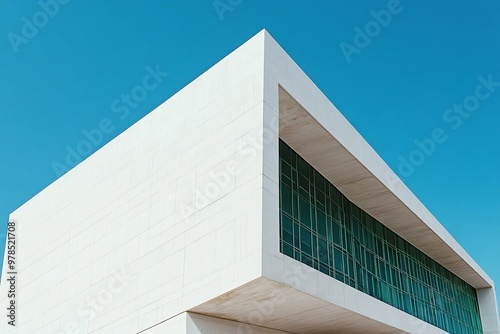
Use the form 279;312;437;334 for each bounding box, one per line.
279;139;483;334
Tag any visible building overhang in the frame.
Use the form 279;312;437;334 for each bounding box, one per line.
191;277;430;334
278;86;491;289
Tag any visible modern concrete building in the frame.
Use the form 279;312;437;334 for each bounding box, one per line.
1;30;499;334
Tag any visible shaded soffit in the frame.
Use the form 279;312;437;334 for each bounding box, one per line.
191;277;407;334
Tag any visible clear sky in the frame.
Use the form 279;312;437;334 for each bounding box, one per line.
1;0;499;311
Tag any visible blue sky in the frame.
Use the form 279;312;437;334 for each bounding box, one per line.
1;0;499;311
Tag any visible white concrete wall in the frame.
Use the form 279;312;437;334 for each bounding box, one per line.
0;31;268;334
142;312;187;333
478;287;500;334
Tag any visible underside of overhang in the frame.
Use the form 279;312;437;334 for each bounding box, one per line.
190;277;406;334
278;86;489;289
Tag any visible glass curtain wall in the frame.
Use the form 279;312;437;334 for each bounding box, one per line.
279;139;482;334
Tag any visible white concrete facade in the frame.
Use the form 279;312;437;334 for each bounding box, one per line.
1;30;499;334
